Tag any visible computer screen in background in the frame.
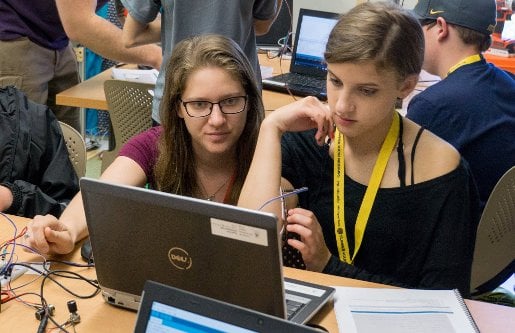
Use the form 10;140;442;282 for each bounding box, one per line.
293;14;337;70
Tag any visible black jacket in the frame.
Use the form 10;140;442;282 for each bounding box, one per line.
0;86;79;218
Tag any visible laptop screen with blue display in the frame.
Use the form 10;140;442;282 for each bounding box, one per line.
135;280;322;333
292;12;338;73
146;301;255;333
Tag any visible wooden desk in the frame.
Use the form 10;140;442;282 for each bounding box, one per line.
1;215;514;332
56;55;298;113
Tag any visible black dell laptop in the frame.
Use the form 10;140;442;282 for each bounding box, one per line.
81;178;335;325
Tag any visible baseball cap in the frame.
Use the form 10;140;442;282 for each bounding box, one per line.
413;0;496;35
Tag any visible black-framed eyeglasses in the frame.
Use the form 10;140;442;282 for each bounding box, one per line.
180;95;247;118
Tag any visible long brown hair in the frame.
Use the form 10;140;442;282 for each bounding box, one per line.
153;34;264;204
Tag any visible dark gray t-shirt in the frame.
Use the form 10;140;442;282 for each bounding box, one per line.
121;0;278;122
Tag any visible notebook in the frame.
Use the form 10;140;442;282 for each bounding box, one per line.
262;8;339;100
80;178;335;324
332;287;479;333
134;280;321;333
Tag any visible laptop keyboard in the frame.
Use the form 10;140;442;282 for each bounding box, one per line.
285;292;311;320
271;72;326;89
263;72;327;100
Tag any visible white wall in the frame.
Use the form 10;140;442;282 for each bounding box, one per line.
292;0;354;32
292;0;417;32
398;0;417;9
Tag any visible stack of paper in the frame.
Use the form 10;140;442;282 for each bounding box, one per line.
332;287;478;333
111;68;158;85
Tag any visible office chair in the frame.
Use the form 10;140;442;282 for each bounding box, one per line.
470;166;515;296
102;80;154;172
59;121;87;178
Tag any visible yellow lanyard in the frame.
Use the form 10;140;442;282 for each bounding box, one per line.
333;112;400;264
446;54;481;77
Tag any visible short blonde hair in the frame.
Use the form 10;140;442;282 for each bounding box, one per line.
325;1;424;81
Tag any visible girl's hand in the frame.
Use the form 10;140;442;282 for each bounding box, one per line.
285;207;332;272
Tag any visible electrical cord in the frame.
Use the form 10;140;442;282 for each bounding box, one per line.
36;309;49;333
0;214;97;332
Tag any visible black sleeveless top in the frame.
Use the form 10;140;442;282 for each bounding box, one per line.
281;122;479;296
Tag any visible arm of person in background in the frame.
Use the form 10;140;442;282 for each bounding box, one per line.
56;0;162;69
254;0;283;36
24;156;148;255
122;13;161;48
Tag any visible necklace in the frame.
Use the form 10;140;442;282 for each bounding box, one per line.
199;176;230;201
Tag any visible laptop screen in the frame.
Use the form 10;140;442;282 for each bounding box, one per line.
146;301;256;333
290;9;339;76
81;178;334;325
135;280;321;333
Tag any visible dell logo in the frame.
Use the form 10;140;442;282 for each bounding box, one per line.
168;247;192;270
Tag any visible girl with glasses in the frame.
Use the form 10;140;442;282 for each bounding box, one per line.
25;34;264;255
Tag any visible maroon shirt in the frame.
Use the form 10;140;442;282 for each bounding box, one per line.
119;126;161;186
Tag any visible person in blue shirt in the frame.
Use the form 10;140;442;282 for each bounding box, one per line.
407;0;515;212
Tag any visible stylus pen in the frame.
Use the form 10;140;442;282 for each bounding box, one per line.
258;187;308;211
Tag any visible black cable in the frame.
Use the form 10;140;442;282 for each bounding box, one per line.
38;269;100;300
36;312;48;333
46;259;95;268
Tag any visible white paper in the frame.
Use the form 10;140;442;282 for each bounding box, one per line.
332;287;477;333
111;68;158;85
210;218;268;246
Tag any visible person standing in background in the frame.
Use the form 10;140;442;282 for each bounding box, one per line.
120;0;282;124
407;0;515;212
0;0;162;131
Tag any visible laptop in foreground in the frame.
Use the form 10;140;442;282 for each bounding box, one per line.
262;8;339;100
134;280;322;333
80;178;334;324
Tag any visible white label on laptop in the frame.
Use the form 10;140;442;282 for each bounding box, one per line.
284;281;327;297
211;218;268;246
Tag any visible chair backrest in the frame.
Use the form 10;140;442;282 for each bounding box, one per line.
470;166;515;294
59;121;87;178
102;79;154;172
